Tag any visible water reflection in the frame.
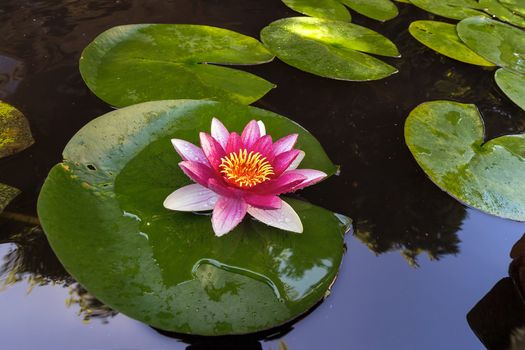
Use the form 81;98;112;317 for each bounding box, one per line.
0;54;24;98
468;234;525;350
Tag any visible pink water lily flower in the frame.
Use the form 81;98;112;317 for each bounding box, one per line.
163;118;327;237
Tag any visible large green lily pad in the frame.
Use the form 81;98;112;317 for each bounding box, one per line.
79;24;275;107
409;20;495;66
37;100;346;335
457;16;525;74
495;68;525;110
260;17;400;81
479;0;525;28
0;183;20;214
409;0;486;20
0;101;34;158
282;0;398;21
405;100;525;221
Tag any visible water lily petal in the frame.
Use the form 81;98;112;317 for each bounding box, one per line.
200;132;225;170
211;118;230;149
163;184;218;211
171;139;209;165
273;149;301;176
285;169;327;192
247;201;303;233
272;134;298;155
179;160;216;187
255;171;307;195
287;150;305;171
257;120;266;136
212;196;248;237
244;193;282;209
252;135;274;161
226;132;244;154
207;178;242;198
241;120;261;149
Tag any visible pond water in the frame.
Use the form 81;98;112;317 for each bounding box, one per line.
0;1;524;349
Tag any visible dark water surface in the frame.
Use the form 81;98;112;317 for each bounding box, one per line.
1;1;525;349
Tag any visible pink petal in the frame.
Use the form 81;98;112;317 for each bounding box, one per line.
257;120;266;136
273;149;301;176
286;169;327;192
287;150;305;171
226;132;244;154
241;120;261;149
211;118;230;149
244;194;282;209
207;178;242;198
212;197;248;237
179;161;216;187
251;135;274;161
163;184;218;212
200;132;225;170
171;139;209;165
247;200;303;233
272;134;298;155
255;172;307;195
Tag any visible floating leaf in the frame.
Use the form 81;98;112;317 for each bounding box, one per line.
495;68;525;110
409;0;486;20
282;0;352;21
260;17;400;81
0;101;34;159
479;0;525;28
0;183;20;214
457;16;525;74
409;20;495;66
37;100;345;335
282;0;398;21
405;100;525;221
79;24;275;107
500;0;525;17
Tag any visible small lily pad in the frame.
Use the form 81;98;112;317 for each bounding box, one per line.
0;101;34;158
495;68;525;110
479;0;525;28
409;20;495;66
37;100;345;335
405;100;525;221
457;16;525;74
260;17;400;81
0;183;20;214
340;0;399;21
80;24;275;107
409;0;486;20
282;0;398;21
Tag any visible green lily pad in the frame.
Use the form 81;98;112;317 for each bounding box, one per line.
282;0;352;21
479;0;525;28
409;0;486;20
500;0;525;17
0;183;20;214
37;100;345;335
409;20;495;66
79;24;275;107
495;68;525;110
260;17;400;81
405;100;525;221
281;0;398;21
457;16;525;74
0;101;34;159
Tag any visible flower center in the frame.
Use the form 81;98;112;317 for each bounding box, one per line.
219;149;274;188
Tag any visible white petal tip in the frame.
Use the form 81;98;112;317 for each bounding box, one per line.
257;120;266;136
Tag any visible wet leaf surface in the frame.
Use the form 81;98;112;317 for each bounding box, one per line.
495;68;525;111
479;0;525;28
409;0;486;20
37;100;346;335
0;101;34;159
281;0;398;21
405;100;525;221
80;24;275;107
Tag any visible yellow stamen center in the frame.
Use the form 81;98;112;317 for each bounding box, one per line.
219;149;274;188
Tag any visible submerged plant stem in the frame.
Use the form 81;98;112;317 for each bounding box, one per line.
0;211;40;225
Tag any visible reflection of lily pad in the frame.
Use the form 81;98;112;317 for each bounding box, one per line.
496;68;525;111
405;100;525;221
479;0;525;28
409;0;486;20
282;0;398;21
80;24;275;107
409;20;495;66
37;100;345;335
260;17;400;81
0;101;34;158
0;183;20;213
457;16;525;74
